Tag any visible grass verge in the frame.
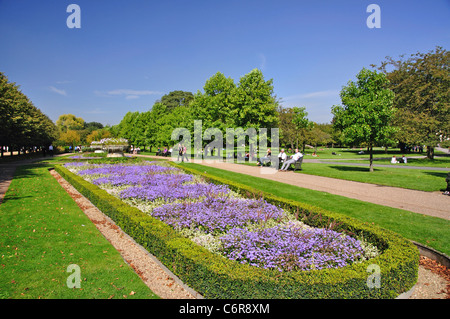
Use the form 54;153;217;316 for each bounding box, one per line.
0;164;159;299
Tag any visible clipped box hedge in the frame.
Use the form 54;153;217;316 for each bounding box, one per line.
54;162;419;299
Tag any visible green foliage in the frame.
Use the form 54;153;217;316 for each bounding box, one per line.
54;162;419;299
378;46;450;159
191;69;279;137
0;72;57;153
56;114;85;132
332;68;396;171
159;90;194;111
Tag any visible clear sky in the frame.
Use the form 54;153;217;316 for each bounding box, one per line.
0;0;449;126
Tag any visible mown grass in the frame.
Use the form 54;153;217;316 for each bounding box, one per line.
296;163;448;192
0;163;159;299
346;156;450;168
178;162;450;256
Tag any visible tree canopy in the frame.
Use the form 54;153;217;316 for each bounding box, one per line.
377;46;449;159
332;68;396;171
191;69;279;148
0;72;57;156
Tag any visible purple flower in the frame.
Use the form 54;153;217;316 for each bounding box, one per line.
151;197;283;233
73;161;368;272
219;226;365;271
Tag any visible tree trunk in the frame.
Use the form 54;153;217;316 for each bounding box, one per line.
369;144;374;172
426;146;434;159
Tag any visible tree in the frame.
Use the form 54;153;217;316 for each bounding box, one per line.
278;106;298;149
191;72;237;134
0;72;57;156
191;69;279;149
116;111;141;146
160;90;194;111
331;68;396;172
86;129;111;144
292;106;314;152
308;125;332;152
59;130;81;151
377;46;449;159
234;69;279;131
56;114;84;132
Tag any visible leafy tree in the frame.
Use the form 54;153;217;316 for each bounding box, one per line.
86;129;111;144
234;69;279;131
84;121;104;131
0;72;56;156
191;69;279;149
56;114;85;133
377;46;449;159
160;90;194;111
308;125;332;152
191;72;237;134
292;106;314;152
331;68;396;172
278;106;298;149
116;111;141;146
58;130;81;151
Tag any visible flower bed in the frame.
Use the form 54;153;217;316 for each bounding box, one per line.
55;159;419;298
64;160;376;272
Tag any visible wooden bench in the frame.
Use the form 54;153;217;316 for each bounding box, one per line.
277;156;303;171
293;156;303;171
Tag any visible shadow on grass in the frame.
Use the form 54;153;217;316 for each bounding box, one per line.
13;164;43;180
328;165;381;172
1;194;33;204
0;165;44;205
422;171;449;178
423;171;449;192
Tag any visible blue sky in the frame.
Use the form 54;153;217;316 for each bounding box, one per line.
0;0;449;126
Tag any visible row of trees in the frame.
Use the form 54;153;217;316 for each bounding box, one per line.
113;69;334;152
112;47;447;173
3;46;445;165
0;72;57;157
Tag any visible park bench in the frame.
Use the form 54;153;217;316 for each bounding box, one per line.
275;156;303;171
293;156;303;171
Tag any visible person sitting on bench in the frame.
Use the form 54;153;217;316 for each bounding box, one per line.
277;149;287;168
279;149;303;171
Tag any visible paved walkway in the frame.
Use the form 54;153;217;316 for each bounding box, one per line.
145;156;449;220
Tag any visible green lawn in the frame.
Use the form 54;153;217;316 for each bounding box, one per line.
0;164;159;299
178;162;450;256
297;163;448;192
343;156;450;168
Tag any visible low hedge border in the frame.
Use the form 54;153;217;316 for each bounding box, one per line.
54;162;419;299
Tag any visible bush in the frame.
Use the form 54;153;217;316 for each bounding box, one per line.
54;162;419;299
